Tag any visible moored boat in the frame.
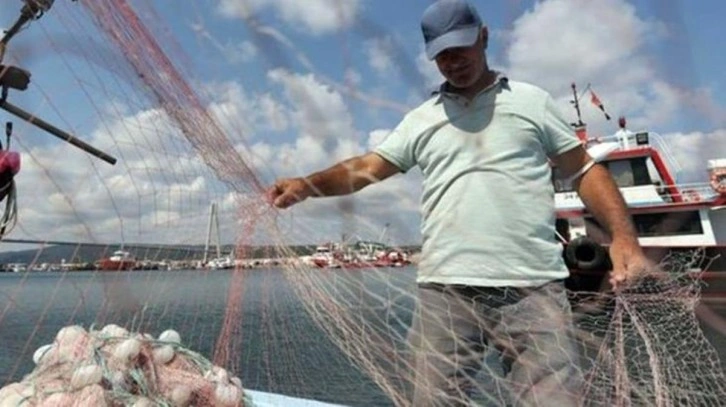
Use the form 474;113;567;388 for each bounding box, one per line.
555;84;726;296
97;250;137;271
302;241;411;269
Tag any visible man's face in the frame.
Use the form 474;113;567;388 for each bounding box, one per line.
434;34;485;89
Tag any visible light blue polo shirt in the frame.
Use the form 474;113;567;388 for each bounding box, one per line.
375;77;582;287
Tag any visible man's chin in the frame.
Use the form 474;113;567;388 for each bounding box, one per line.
447;79;476;91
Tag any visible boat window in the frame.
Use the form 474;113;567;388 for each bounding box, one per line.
606;160;634;186
586;211;703;238
554;157;653;192
631;158;652;185
632;211;703;237
603;158;652;187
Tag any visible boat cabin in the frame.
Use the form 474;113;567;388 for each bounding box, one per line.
553;127;726;271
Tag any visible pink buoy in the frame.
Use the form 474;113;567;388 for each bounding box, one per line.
0;151;20;175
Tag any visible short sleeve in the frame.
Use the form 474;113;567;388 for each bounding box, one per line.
372;118;417;173
540;95;582;157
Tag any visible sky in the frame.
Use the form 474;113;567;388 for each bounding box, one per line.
0;0;724;251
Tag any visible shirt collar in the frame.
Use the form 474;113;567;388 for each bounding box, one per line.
433;72;508;104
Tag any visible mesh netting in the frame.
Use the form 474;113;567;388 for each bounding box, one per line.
0;325;249;406
0;1;725;407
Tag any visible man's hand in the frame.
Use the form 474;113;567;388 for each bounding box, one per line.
608;237;652;290
266;178;313;209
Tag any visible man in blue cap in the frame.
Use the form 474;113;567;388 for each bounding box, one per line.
267;0;649;405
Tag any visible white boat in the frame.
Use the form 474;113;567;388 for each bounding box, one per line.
307;244;342;268
207;255;235;270
302;241;412;269
6;262;27;273
554;85;726;295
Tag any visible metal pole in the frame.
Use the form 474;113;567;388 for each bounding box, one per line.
0;99;117;165
203;202;214;264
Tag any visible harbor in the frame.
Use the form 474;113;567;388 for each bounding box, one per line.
0;241;418;273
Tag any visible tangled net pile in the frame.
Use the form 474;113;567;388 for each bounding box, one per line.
578;253;726;406
283;250;726;406
0;325;249;407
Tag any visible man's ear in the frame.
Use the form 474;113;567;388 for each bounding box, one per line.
481;26;489;50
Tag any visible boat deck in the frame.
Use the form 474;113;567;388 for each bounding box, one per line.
246;390;347;407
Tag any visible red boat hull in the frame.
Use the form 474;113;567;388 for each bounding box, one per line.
97;259;136;271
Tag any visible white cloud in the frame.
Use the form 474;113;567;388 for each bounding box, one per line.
367;129;391;151
216;0;360;35
665;129;726;182
365;36;396;75
11;97;234;246
503;0;726;177
222;40;258;65
506;0;657;94
267;69;358;146
259;93;289;132
204;80;290;142
344;68;362;87
504;0;660;130
190;22;258;65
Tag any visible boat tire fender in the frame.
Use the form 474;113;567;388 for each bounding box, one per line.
564;237;609;271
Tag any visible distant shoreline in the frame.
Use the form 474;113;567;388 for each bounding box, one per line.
0;242;422;269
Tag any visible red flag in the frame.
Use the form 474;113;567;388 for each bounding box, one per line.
590;90;611;120
590;91;603;108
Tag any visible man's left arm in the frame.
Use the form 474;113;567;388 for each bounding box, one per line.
552;146;651;289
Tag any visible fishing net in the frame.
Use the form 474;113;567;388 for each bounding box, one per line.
0;325;249;406
1;1;725;406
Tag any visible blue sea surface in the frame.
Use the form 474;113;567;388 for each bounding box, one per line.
0;268;417;407
1;268;726;406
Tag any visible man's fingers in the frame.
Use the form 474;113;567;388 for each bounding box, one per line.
265;180;288;206
264;186;280;205
273;191;300;208
266;179;308;209
273;194;290;208
609;272;626;290
610;262;654;291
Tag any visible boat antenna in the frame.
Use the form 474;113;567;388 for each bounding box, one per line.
1;1;56;49
570;83;585;128
0;0;116;165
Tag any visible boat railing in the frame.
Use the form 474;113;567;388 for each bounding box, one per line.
656;181;718;203
589;131;683;177
646;131;683;175
557;181;719;205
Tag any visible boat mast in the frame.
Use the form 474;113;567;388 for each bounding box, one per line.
203;201;221;264
569;83;588;141
570;83;585;128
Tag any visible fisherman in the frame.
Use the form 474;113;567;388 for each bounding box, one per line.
266;1;650;405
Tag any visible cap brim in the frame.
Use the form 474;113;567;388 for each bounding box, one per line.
425;25;481;60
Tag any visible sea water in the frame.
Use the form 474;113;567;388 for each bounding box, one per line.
1;268;725;406
0;268;416;406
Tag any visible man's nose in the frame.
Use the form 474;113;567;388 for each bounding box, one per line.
437;50;453;63
436;49;461;65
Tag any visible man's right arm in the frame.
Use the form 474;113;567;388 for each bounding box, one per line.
267;152;401;209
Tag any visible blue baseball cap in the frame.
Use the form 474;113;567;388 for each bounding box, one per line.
422;0;483;60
